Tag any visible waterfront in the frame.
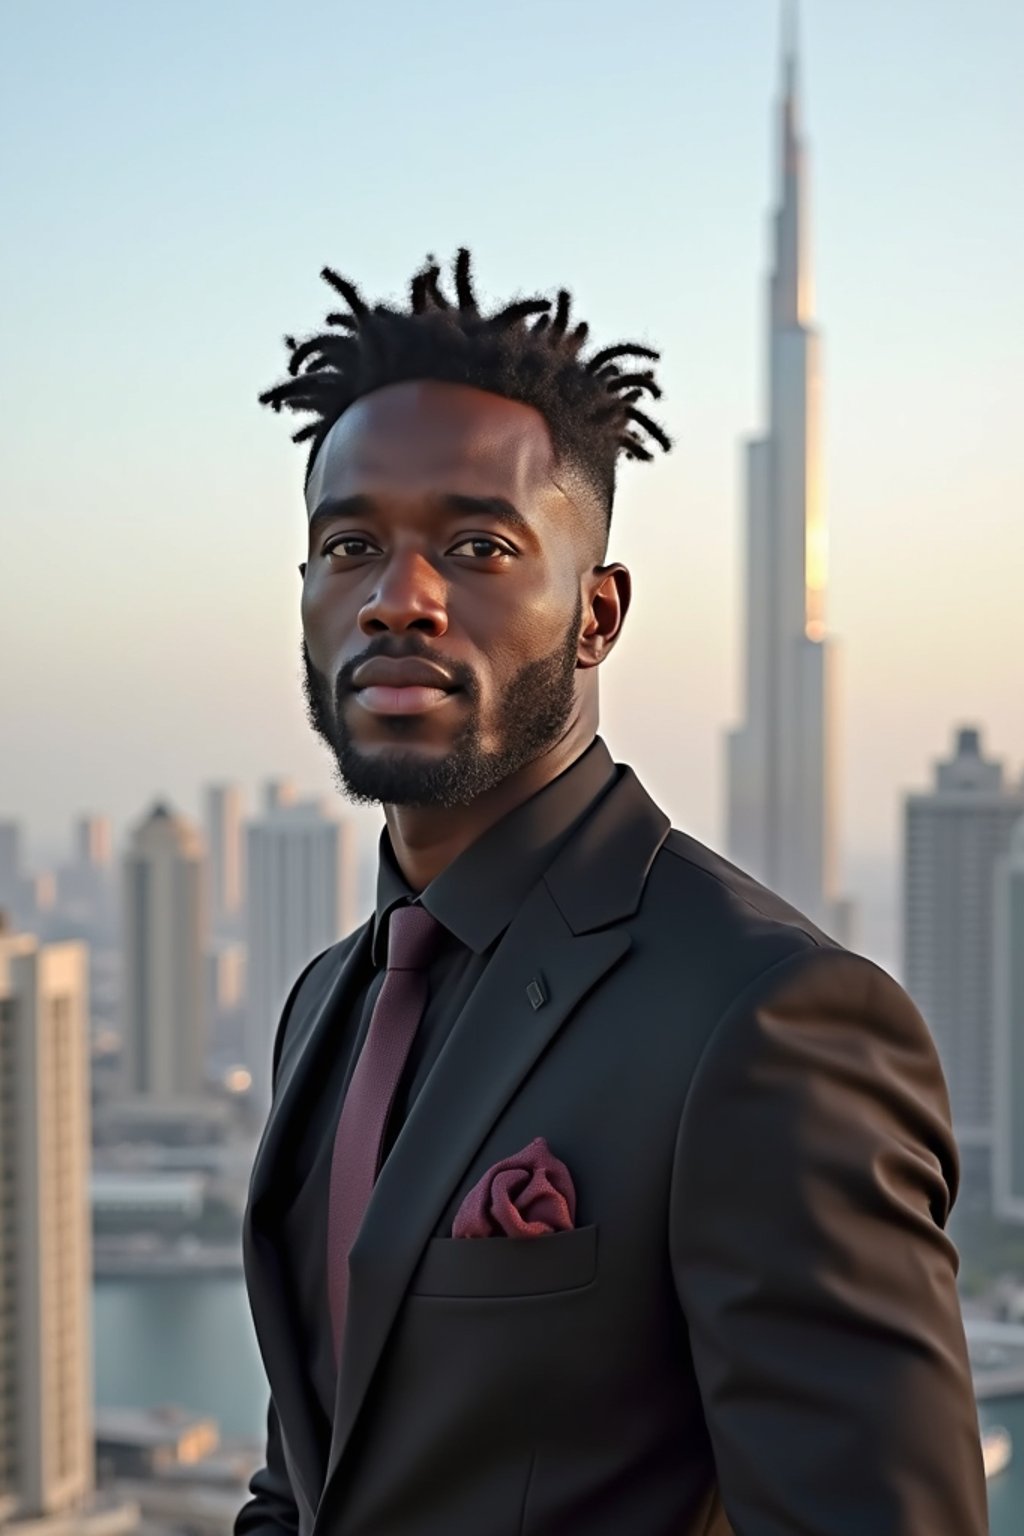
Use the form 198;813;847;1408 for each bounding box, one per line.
94;1276;1022;1528
978;1396;1024;1536
93;1274;267;1439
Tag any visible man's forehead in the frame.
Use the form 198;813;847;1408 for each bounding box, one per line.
304;380;558;510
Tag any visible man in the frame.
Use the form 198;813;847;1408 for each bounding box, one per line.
237;249;987;1535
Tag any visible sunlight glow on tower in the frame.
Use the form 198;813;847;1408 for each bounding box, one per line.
725;4;849;939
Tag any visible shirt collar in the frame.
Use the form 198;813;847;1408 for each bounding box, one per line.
371;736;618;964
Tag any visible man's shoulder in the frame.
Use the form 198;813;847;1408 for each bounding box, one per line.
622;827;905;1065
637;823;841;989
655;826;833;938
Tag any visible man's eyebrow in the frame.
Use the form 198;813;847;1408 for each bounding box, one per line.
307;492;536;544
307;494;374;544
438;494;534;542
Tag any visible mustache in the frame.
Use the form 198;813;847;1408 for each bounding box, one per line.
333;637;481;703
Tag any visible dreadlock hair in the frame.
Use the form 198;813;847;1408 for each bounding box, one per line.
258;247;672;528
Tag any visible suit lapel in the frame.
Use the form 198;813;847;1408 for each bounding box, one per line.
247;922;373;1223
242;923;374;1514
319;878;631;1510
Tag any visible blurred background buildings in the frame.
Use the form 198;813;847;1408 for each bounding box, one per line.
903;728;1024;1209
994;824;1024;1224
0;775;361;1532
1;2;1022;1529
1;925;137;1534
122;805;207;1104
244;789;357;1120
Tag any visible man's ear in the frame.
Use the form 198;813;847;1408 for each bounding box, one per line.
298;561;307;578
579;562;631;665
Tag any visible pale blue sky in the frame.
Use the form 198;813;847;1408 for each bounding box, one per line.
2;0;1022;961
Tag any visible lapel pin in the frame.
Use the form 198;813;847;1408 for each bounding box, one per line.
526;977;547;1010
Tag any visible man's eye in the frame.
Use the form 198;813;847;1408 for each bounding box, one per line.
448;536;512;560
323;536;376;559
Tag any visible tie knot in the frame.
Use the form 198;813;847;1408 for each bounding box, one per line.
386;902;446;972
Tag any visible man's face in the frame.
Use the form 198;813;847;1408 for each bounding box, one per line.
299;380;604;808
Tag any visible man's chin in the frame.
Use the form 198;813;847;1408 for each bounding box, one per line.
327;739;472;810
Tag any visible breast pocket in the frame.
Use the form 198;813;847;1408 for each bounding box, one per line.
408;1223;598;1299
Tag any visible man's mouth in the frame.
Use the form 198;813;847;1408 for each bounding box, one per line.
352;684;460;716
347;654;464;717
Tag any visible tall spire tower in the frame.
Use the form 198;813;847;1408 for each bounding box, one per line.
725;6;846;936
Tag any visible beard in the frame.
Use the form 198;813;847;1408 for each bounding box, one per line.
300;595;583;809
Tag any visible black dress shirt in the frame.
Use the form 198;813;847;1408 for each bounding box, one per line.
280;736;619;1438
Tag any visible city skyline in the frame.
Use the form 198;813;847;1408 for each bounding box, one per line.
1;7;1023;1525
2;0;1022;960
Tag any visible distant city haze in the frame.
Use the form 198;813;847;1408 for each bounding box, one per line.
3;1;1022;972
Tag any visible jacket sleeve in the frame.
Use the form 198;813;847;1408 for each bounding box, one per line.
234;1396;300;1536
669;943;988;1535
234;944;335;1536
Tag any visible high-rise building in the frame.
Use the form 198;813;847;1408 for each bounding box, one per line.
121;802;208;1101
0;919;137;1534
903;726;1024;1203
0;823;50;936
0;922;94;1523
262;778;297;816
17;875;57;937
207;942;246;1020
245;795;357;1118
74;816;111;871
57;815;116;944
0;822;23;917
205;939;247;1070
203;784;245;937
992;815;1024;1221
724;12;848;938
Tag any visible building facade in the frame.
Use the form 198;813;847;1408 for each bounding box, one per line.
121;803;208;1101
0;822;24;919
903;726;1024;1203
203;784;245;938
0;925;94;1524
993;816;1024;1220
245;796;357;1119
57;815;116;946
75;816;112;871
724;16;848;939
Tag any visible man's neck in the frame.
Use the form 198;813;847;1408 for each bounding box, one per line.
382;732;595;892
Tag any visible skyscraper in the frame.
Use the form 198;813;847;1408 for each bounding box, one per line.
74;816;111;871
121;802;208;1102
263;778;297;815
993;816;1024;1221
57;814;116;944
725;10;845;936
0;923;94;1523
203;783;245;937
903;726;1024;1205
245;795;357;1119
0;822;22;918
0;822;44;935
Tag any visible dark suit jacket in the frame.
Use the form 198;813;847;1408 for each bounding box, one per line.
237;762;987;1535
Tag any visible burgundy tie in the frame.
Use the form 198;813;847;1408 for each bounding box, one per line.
326;902;445;1370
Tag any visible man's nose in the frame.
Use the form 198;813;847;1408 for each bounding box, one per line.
357;549;448;636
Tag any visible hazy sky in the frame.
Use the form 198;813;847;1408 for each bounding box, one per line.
2;0;1022;954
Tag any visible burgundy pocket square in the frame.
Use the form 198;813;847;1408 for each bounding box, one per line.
452;1136;577;1238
